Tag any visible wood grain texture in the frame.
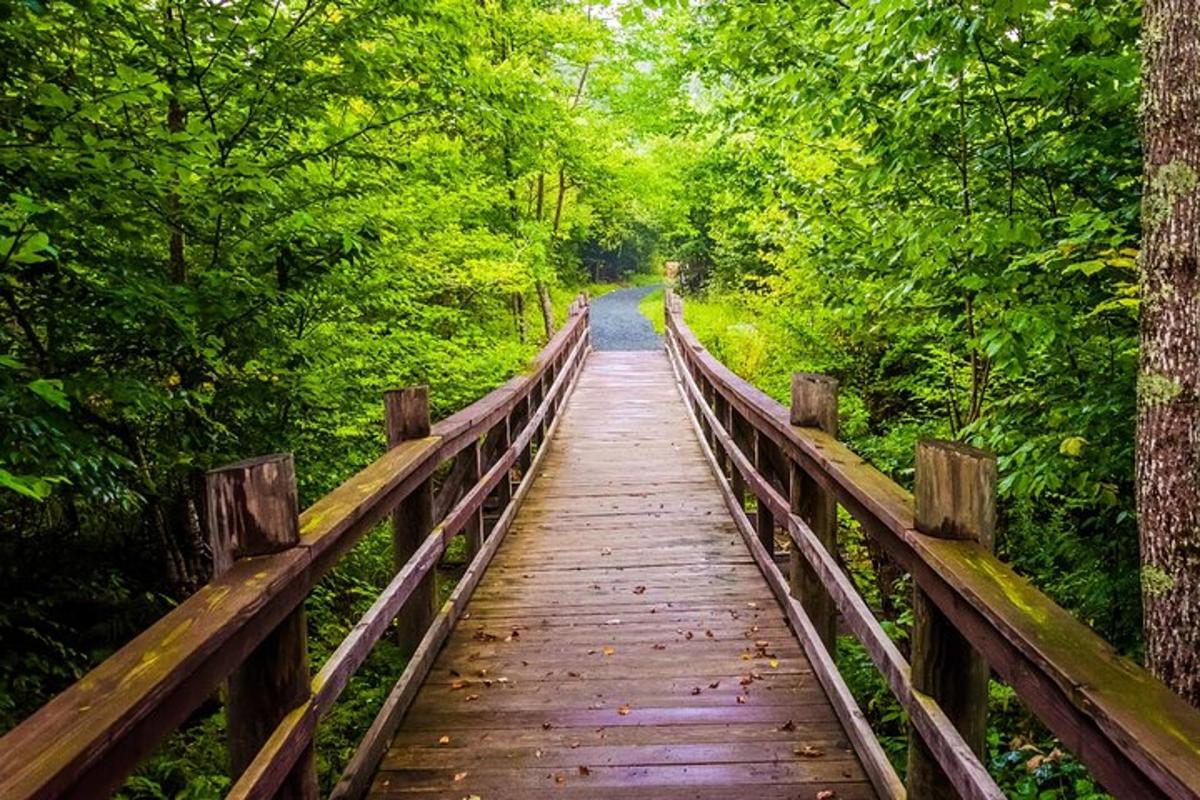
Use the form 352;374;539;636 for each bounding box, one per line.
788;375;839;654
0;316;589;800
388;387;438;658
367;351;877;800
207;454;317;800
331;326;591;800
665;294;1200;800
908;440;995;799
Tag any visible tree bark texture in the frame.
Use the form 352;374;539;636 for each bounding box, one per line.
1138;0;1200;706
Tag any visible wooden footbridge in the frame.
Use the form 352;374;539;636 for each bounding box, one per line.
4;292;1200;800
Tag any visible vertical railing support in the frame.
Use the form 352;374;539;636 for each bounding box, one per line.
206;454;318;799
385;386;438;656
728;405;750;509
515;396;533;479
463;438;484;558
486;417;513;534
753;431;777;554
788;373;839;653
907;439;995;799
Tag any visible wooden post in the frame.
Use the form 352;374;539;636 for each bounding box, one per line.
754;430;775;554
206;454;318;799
727;405;748;509
463;439;484;559
697;379;713;443
713;392;731;479
515;400;532;480
906;439;995;799
789;374;839;653
486;418;513;534
385;387;437;657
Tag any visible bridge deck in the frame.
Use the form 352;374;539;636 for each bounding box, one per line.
369;351;877;799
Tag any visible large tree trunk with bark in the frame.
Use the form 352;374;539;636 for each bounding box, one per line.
1137;0;1200;707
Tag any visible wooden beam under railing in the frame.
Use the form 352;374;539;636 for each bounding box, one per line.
663;288;1200;800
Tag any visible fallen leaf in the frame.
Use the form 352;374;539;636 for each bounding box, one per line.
652;643;667;650
769;659;780;669
780;719;796;731
632;586;646;594
816;791;837;799
554;772;566;784
453;772;467;782
578;766;591;776
542;721;553;730
602;646;615;656
705;630;714;638
464;694;480;702
691;687;702;695
795;745;825;758
618;704;631;716
684;631;694;640
736;695;747;704
438;735;451;745
451;680;470;691
709;680;721;689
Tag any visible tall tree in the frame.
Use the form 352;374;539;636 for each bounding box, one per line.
1138;0;1200;706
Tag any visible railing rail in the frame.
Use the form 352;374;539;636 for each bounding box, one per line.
0;295;591;800
663;289;1200;800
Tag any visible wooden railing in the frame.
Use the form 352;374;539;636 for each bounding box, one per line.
663;290;1200;800
0;295;591;800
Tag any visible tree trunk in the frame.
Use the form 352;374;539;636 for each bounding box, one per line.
512;291;527;344
164;5;186;283
536;281;554;340
1137;0;1200;707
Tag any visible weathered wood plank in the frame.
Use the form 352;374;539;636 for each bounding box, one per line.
331;327;591;800
207;454;317;800
365;351;878;800
666;295;1200;799
0;314;592;800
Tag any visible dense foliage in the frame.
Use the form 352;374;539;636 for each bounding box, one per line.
629;0;1142;794
0;0;669;789
0;0;1163;797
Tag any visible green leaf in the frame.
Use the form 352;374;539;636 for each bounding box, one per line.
28;378;69;409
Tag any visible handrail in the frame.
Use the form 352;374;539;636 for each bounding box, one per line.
0;297;591;800
663;290;1200;800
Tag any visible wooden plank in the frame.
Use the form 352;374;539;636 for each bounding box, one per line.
207;454;317;800
387;387;438;659
0;548;311;800
666;297;1200;800
331;328;590;800
907;440;995;798
365;351;878;800
670;323;1004;798
0;316;592;800
665;329;907;800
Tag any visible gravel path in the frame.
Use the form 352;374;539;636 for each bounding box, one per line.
589;285;663;351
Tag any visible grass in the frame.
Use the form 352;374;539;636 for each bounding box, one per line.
637;286;666;333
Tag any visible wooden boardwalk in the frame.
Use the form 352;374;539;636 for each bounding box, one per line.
369;351;876;799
